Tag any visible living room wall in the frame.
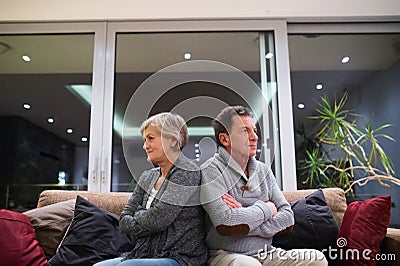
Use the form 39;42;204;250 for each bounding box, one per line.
0;0;398;22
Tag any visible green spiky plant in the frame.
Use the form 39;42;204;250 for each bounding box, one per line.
300;93;400;194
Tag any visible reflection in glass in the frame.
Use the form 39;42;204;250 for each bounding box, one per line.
112;32;272;191
0;34;94;210
290;33;400;227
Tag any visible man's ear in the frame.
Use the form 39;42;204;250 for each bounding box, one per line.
218;133;230;147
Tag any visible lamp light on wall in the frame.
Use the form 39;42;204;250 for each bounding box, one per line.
0;42;10;55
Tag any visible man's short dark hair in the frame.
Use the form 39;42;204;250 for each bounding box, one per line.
211;105;253;147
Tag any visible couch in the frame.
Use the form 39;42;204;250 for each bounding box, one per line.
3;188;399;265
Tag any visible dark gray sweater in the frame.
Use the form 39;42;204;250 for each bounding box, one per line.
119;158;208;266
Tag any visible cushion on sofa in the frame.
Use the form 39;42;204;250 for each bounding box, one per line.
272;189;339;251
336;196;391;266
282;187;347;228
0;209;48;266
47;195;133;266
24;198;76;259
37;190;131;215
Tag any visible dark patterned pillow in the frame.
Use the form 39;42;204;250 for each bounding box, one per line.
47;195;133;266
272;189;339;251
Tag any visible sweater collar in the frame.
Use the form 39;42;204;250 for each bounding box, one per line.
218;147;258;181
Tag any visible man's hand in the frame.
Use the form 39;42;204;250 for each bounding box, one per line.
222;193;242;209
265;201;277;216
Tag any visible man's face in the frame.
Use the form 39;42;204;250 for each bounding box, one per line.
223;115;258;159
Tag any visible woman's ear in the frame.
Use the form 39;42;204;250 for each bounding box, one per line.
170;138;179;149
218;133;230;147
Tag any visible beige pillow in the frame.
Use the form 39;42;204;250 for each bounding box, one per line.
24;199;76;259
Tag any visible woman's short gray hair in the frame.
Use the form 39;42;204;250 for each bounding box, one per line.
140;112;188;150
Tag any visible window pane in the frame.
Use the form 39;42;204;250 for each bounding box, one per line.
112;32;272;192
0;34;94;211
290;33;400;227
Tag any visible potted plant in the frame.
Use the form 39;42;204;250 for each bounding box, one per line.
299;93;400;195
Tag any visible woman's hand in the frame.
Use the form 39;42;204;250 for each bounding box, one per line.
222;193;242;209
265;201;277;216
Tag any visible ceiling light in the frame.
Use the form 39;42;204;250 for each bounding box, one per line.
47;117;54;124
297;103;305;109
184;52;191;60
194;143;199;148
265;52;274;59
195;154;200;158
66;128;73;134
81;137;88;142
316;83;323;90
23;103;31;110
341;56;350;64
0;42;10;55
22;55;31;62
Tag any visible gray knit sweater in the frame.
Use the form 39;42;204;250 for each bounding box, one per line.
120;157;208;266
201;147;294;256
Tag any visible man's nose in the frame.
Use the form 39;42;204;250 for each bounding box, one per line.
249;131;258;140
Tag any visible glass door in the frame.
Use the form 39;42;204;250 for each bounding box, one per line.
103;20;294;192
0;23;105;210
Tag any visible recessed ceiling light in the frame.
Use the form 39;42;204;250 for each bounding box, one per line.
184;52;191;60
195;154;200;158
194;143;199;147
47;117;54;124
297;103;305;109
265;52;274;59
341;56;350;64
23;103;31;110
22;55;31;62
66;128;73;134
316;83;323;90
81;136;88;142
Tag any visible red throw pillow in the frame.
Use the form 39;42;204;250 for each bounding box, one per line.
0;209;48;266
336;196;391;266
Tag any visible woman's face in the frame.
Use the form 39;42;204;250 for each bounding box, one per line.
142;125;177;165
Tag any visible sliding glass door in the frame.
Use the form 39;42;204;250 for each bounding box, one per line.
0;23;105;210
104;21;294;192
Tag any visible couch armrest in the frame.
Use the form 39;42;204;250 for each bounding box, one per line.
379;228;400;265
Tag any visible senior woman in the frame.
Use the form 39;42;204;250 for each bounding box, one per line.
95;112;208;266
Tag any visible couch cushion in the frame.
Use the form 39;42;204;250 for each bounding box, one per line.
273;189;339;251
282;187;347;228
24;199;76;259
37;190;131;215
337;196;391;266
47;195;133;266
0;209;48;266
